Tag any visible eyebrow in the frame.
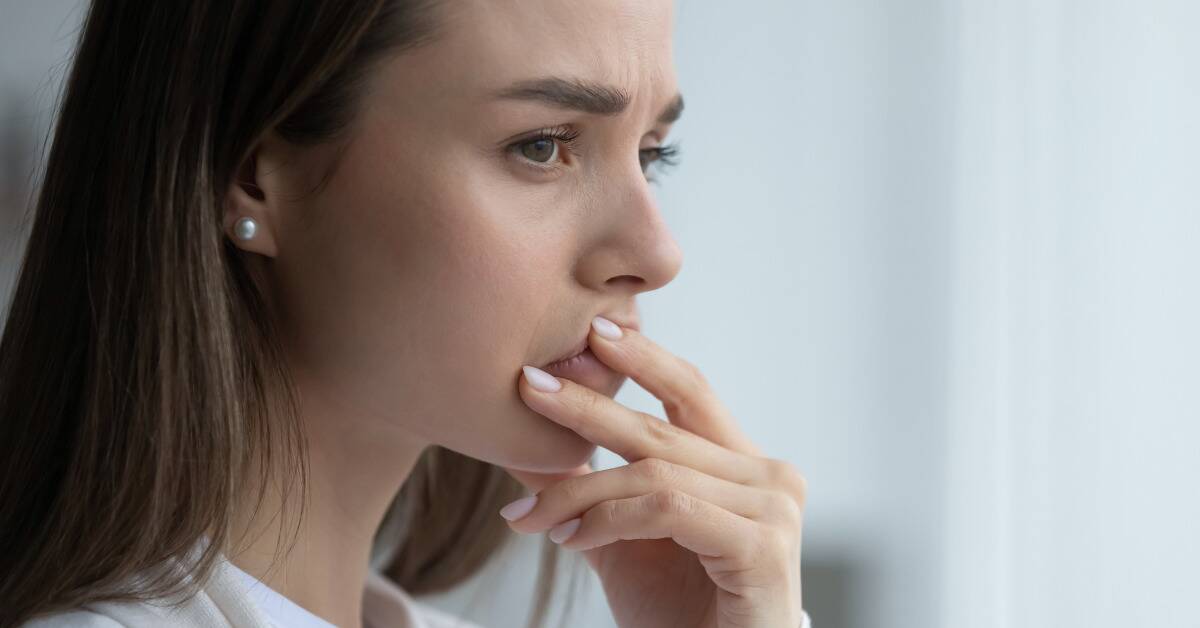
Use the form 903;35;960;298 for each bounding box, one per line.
491;77;684;125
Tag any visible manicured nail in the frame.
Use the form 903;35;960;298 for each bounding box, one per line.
499;494;538;521
591;316;623;340
549;518;581;544
522;365;562;392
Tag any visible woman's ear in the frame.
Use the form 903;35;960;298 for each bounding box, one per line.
224;139;282;258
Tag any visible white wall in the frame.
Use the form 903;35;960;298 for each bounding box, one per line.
941;2;1200;627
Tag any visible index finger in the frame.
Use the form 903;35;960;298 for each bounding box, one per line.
518;373;762;486
587;316;763;457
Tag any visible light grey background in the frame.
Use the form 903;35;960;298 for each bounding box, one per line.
2;1;1197;628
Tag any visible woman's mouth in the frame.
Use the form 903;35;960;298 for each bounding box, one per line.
543;335;589;368
537;315;639;393
543;345;591;370
541;346;623;393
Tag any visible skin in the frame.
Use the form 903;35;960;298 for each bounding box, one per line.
222;0;805;626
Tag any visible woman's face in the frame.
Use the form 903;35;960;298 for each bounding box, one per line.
250;0;683;473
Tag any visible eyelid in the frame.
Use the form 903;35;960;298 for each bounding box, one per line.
506;125;580;174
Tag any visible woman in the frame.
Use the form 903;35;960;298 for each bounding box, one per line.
0;1;810;626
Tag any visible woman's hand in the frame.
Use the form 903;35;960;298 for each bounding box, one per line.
502;317;807;628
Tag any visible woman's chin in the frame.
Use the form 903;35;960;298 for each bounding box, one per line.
497;416;599;473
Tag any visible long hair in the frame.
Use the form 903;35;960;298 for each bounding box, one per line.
0;2;582;626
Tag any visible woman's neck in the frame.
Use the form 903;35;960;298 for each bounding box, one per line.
226;375;429;628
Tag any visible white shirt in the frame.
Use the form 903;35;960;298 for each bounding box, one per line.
22;552;485;628
24;551;812;627
223;560;334;628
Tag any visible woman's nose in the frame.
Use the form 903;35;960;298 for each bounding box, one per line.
574;165;684;295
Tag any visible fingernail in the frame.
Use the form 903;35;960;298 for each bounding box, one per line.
591;316;623;340
499;494;538;521
549;517;581;544
522;365;562;392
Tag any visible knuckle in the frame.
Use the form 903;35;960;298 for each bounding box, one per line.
763;525;793;556
664;358;710;412
685;361;715;400
650;488;692;516
594;498;621;528
766;490;804;526
640;413;680;448
632;457;675;486
763;457;790;483
764;458;808;504
679;356;709;386
728;523;765;564
557;476;588;505
794;473;809;505
749;520;790;555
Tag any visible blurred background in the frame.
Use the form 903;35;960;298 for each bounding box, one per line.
2;1;1197;627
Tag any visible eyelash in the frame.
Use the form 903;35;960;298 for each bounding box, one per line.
509;126;681;182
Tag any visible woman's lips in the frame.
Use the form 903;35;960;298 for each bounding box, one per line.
541;347;621;391
543;344;590;370
541;317;638;368
542;336;589;368
536;315;637;391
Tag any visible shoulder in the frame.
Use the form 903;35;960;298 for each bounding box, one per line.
18;596;223;628
22;609;127;627
20;597;195;628
19;555;271;628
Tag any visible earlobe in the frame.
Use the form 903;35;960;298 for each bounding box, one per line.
223;146;280;258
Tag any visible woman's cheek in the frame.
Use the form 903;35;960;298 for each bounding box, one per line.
292;136;589;464
399;235;598;468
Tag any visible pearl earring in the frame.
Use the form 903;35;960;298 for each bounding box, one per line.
234;216;257;241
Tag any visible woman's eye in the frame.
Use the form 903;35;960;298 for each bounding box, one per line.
639;143;681;179
519;138;558;163
639;150;655;171
508;130;676;179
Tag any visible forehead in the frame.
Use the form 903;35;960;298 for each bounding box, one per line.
428;0;678;111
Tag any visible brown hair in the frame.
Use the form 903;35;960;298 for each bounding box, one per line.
0;1;583;626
